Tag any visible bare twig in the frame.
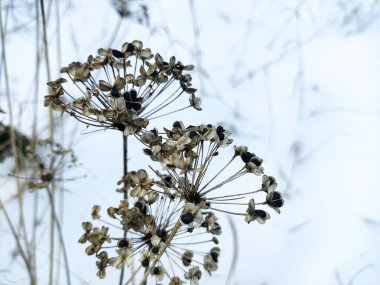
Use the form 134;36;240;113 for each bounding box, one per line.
0;199;36;285
137;220;182;285
45;187;71;285
0;0;30;275
225;215;238;285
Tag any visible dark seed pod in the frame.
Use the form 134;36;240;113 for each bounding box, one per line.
181;213;194;224
117;238;129;248
142;258;150;267
210;252;218;262
126;43;135;52
173;121;182;128
210;247;220;262
255;210;268;219
182;251;193;266
151;246;160;254
251;156;263;166
112;49;124;58
143;148;153;156
153;267;160;275
241;152;255;163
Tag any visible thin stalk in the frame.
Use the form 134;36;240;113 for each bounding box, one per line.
31;0;41;278
201;168;246;196
119;135;128;285
31;190;39;280
40;0;57;284
0;0;30;272
138;220;182;285
53;3;64;283
124;264;143;285
199;156;235;192
45;187;71;285
0;199;36;285
148;105;192;120
226;215;238;284
209;207;245;216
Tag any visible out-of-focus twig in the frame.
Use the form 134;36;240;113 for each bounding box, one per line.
0;1;31;279
226;215;238;285
0;198;35;285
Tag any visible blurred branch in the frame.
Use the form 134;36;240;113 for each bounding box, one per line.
0;198;36;285
288;220;309;233
0;123;31;167
226;215;238;285
45;187;71;285
336;263;375;285
0;0;31;277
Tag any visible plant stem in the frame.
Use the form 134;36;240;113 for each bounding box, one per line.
0;1;32;280
123;135;128;199
119;135;128;285
0;199;36;285
46;187;71;285
138;220;182;285
39;0;57;283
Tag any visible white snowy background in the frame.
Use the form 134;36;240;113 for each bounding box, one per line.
1;0;380;284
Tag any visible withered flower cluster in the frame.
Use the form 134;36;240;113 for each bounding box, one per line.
80;177;222;283
79;122;283;284
46;40;283;284
44;40;201;136
0;123;31;167
140;122;283;223
26;140;77;191
111;0;150;25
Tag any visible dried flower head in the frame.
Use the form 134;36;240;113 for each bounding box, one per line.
79;172;224;284
141;122;283;224
184;266;202;285
45;40;201;136
111;0;150;25
0;123;31;167
25;140;78;191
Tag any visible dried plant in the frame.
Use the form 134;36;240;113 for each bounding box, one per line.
111;0;150;25
78;122;283;283
79;186;221;283
140;122;283;221
41;41;284;284
0;123;31;168
0;135;77;285
25;139;78;191
3;1;379;283
43;40;283;284
45;40;201;136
